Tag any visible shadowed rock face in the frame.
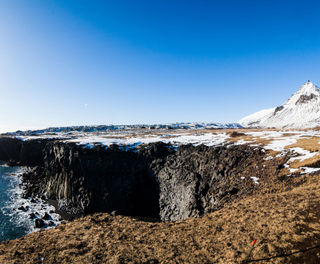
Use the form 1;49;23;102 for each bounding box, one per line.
0;137;51;166
0;137;280;221
23;141;174;218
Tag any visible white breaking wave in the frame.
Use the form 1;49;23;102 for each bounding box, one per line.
2;166;61;234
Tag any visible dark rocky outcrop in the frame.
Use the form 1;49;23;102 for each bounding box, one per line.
295;93;317;104
0;137;280;221
155;144;267;221
22;141;174;218
35;219;45;228
274;105;284;114
0;137;50;166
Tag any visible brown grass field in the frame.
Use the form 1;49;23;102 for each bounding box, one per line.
1;171;319;264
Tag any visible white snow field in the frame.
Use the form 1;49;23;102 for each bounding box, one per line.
66;132;231;148
9;124;320;177
238;129;320;175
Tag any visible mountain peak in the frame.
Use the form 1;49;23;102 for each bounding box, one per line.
299;80;319;93
285;81;320;106
239;81;320;128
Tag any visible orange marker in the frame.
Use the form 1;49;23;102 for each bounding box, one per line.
244;239;257;262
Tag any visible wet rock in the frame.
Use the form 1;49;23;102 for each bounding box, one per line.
29;213;36;219
35;219;45;228
48;221;55;227
7;160;20;166
42;212;52;220
18;206;27;212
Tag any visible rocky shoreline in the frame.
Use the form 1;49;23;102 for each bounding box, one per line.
0;165;62;236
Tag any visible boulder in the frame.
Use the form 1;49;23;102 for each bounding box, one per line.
35;219;45;228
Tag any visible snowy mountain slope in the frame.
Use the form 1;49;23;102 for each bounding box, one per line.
238;108;275;127
239;81;320;128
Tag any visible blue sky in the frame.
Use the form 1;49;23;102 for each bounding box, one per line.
1;0;320;132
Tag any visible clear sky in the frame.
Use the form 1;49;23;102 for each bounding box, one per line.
1;0;320;132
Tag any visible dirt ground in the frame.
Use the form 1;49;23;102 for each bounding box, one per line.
0;170;319;264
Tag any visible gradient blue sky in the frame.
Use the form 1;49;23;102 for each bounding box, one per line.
1;0;320;132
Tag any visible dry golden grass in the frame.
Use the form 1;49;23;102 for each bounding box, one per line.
226;132;273;147
253;137;273;146
281;133;299;137
265;149;280;157
289;154;320;169
285;137;320;152
282;137;320;169
1;173;320;264
227;134;255;143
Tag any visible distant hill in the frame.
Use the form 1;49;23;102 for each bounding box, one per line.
4;122;243;136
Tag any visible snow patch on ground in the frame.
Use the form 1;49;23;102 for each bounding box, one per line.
264;137;297;152
240;129;320;176
65;133;230;148
288;147;317;162
250;177;259;184
12;127;320;177
301;167;320;174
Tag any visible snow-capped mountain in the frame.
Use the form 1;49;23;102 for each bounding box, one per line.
239;81;320;128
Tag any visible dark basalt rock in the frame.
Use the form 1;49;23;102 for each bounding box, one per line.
22;141;174;218
0;136;276;222
29;213;36;219
155;144;266;221
0;137;51;166
35;219;45;228
42;213;52;220
18;206;27;212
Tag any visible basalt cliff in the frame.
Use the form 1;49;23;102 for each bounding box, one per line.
0;136;284;222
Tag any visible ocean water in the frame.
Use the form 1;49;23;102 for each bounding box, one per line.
0;164;31;241
0;163;61;242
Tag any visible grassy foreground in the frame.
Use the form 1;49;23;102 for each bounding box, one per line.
0;170;319;264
